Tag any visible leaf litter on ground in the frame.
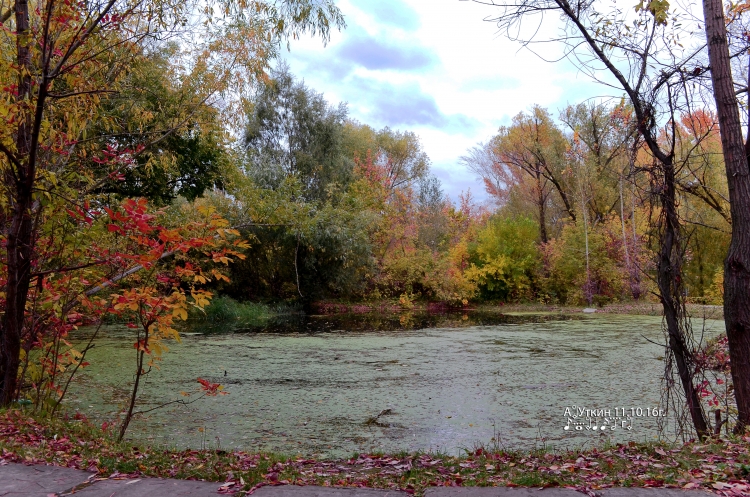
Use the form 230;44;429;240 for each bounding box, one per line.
1;409;749;496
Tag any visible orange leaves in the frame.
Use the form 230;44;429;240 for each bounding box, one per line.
680;109;719;138
190;290;212;309
101;199;243;370
133;339;150;354
113;292;140;312
729;0;750;17
158;229;182;243
211;252;232;264
211;269;231;283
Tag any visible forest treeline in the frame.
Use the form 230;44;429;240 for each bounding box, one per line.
164;67;727;308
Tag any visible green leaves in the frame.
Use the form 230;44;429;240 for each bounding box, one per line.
466;216;540;301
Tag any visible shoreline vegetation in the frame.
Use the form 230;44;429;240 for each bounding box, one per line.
309;300;724;321
1;409;748;496
108;295;725;331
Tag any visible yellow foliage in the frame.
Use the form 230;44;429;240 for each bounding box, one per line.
172;307;188;321
705;269;725;305
191;290;213;309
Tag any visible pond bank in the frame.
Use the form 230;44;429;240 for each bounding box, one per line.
310;301;724;321
1;410;748;496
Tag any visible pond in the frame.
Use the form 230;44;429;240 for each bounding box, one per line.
66;311;724;458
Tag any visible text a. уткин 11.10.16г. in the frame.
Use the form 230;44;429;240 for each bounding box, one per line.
563;406;667;431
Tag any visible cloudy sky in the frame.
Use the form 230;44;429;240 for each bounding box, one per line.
282;0;611;203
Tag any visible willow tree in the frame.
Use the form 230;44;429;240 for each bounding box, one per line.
0;0;344;406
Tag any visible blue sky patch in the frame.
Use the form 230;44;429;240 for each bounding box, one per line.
356;0;421;30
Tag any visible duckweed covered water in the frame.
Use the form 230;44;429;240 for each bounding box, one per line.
67;311;724;457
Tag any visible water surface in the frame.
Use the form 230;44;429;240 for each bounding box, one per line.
67;311;723;457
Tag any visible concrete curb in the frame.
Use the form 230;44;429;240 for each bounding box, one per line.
61;477;229;496
0;462;94;496
424;487;712;497
252;486;408;497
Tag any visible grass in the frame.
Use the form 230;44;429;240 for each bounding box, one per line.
102;295;299;328
2;409;749;496
188;296;275;324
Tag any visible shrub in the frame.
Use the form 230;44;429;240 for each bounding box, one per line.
466;216;539;302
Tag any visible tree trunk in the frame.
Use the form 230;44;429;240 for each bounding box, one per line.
695;235;705;298
620;175;631;272
119;347;146;442
547;173;577;222
658;161;710;439
582;192;592;305
554;0;711;438
1;197;34;406
0;0;34;407
536;173;548;243
702;0;750;431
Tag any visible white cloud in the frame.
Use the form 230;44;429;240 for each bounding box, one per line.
282;0;610;203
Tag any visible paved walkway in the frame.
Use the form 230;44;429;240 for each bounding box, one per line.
0;463;712;496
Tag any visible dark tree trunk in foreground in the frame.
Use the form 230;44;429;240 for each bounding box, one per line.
657;161;709;439
0;0;36;406
703;0;750;431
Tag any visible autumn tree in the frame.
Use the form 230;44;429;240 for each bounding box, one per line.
415;175;450;252
463;106;573;243
342;121;431;197
559;102;635;225
671;111;730;300
675;111;731;226
338;126;473;303
0;0;344;406
460;140;521;208
89;49;228;205
560;102;647;302
465;216;540;301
